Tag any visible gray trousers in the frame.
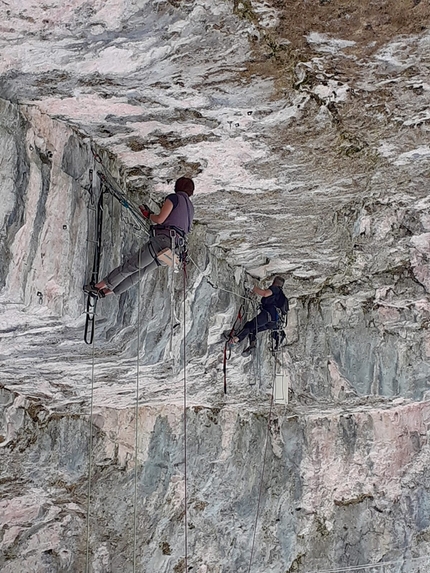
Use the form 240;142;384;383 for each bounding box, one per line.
104;234;171;295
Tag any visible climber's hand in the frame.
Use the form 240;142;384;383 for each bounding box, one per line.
139;205;152;219
245;282;255;296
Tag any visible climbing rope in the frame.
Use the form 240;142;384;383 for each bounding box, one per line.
247;363;276;573
252;303;262;389
132;251;142;571
85;331;96;572
187;252;251;302
84;151;193;567
169;231;177;357
305;554;430;573
182;258;189;571
83;180;106;568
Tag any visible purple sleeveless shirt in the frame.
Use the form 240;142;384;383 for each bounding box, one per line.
154;191;194;236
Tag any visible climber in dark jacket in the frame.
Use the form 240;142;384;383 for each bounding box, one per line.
85;177;194;297
228;276;286;354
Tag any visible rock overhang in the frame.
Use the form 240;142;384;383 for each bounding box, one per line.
1;0;430;408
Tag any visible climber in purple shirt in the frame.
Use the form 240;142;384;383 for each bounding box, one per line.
84;177;194;297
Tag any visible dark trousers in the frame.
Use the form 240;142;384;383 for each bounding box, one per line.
236;310;277;344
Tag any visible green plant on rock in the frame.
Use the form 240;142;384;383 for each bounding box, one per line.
232;0;257;22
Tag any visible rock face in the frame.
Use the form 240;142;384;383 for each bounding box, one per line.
1;1;430;572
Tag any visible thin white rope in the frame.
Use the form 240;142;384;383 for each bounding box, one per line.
305;554;430;573
247;359;276;573
281;345;288;404
182;262;188;571
85;332;96;572
169;233;176;357
187;253;250;302
132;249;142;571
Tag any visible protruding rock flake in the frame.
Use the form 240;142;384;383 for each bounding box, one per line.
1;1;430;572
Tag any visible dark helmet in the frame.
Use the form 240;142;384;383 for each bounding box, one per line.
175;177;195;196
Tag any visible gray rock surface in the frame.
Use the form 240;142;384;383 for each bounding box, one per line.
1;1;430;572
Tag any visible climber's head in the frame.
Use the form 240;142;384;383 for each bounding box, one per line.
175;177;195;197
273;276;285;288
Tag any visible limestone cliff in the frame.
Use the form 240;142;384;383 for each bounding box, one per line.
1;1;430;572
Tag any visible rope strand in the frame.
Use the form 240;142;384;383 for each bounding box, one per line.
84;176;100;568
247;364;276;573
305;554;430;573
183;260;188;570
85;336;96;572
133;250;142;571
187;253;250;302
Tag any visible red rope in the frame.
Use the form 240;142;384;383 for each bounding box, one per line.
223;305;243;394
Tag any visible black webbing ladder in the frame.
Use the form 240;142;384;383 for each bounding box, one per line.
84;188;104;345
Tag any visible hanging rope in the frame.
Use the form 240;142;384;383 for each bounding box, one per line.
169;232;177;357
247;366;276;573
305;554;430;573
182;254;189;570
85;333;96;572
252;302;261;389
132;250;142;572
84;178;104;569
